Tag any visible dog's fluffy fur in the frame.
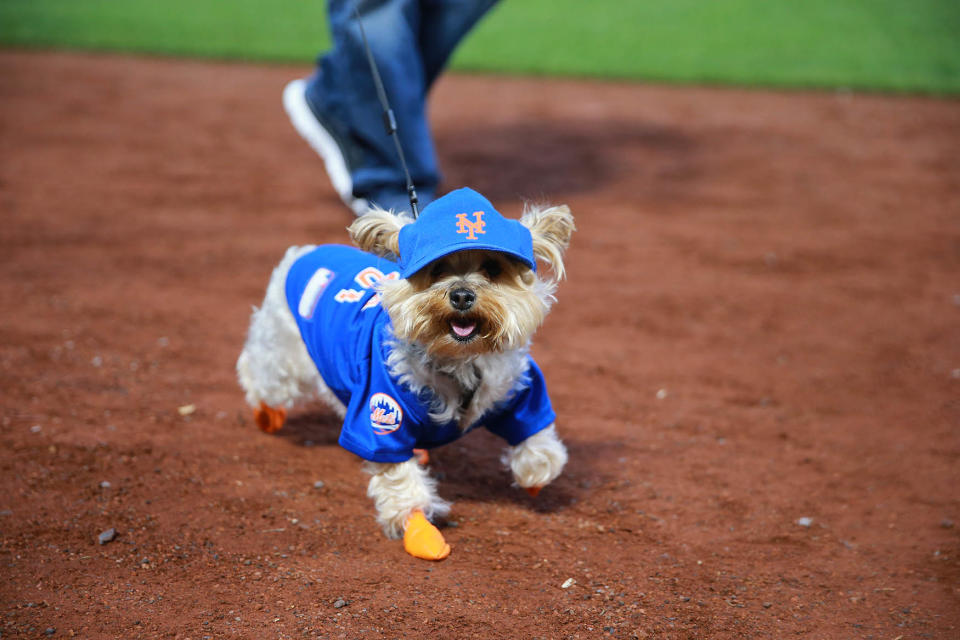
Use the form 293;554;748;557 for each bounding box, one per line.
237;204;574;539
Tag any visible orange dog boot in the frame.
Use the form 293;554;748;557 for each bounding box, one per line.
412;448;430;465
254;402;287;433
525;486;542;497
403;510;450;561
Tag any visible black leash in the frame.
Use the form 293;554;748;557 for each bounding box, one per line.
352;7;420;218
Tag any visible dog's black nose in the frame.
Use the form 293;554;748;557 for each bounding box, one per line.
449;288;476;311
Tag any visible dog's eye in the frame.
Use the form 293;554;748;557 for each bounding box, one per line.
430;260;450;277
481;259;502;278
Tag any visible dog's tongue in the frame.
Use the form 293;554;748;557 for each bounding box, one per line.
451;321;476;338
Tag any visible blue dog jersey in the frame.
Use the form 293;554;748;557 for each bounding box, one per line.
284;245;556;463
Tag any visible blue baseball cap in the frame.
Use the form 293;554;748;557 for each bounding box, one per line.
397;187;535;278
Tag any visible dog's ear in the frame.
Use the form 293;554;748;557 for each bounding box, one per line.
520;204;575;280
348;208;414;258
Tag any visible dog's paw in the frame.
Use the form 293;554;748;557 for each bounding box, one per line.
505;425;568;490
403;510;450;561
254;402;287;433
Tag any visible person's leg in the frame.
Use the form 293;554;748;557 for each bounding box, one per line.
306;0;437;213
419;0;499;91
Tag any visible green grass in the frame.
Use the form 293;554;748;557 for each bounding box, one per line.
0;0;331;62
1;0;958;94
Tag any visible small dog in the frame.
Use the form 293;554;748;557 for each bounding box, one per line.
237;188;574;560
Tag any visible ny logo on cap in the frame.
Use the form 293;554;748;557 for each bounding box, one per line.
455;211;486;240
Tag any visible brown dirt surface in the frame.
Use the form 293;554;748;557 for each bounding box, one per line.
1;50;959;639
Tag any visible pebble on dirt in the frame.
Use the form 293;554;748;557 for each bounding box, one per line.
333;598;348;609
561;578;576;589
796;517;813;527
313;480;325;489
941;519;954;529
98;528;116;545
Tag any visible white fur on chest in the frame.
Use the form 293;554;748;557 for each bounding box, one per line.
384;331;532;429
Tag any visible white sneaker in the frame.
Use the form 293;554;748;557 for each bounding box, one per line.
282;78;369;216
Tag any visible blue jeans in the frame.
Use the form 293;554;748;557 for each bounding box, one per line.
306;0;499;212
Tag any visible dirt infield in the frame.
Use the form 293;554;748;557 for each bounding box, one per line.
1;50;958;638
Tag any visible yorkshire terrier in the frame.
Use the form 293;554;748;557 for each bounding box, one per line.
237;188;574;560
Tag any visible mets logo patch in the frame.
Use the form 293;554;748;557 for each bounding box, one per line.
369;393;403;435
455;210;486;239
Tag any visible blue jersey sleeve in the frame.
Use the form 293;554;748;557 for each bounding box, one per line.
338;395;417;463
483;359;557;446
336;331;428;463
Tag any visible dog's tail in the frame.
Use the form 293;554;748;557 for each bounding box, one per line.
236;245;318;409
